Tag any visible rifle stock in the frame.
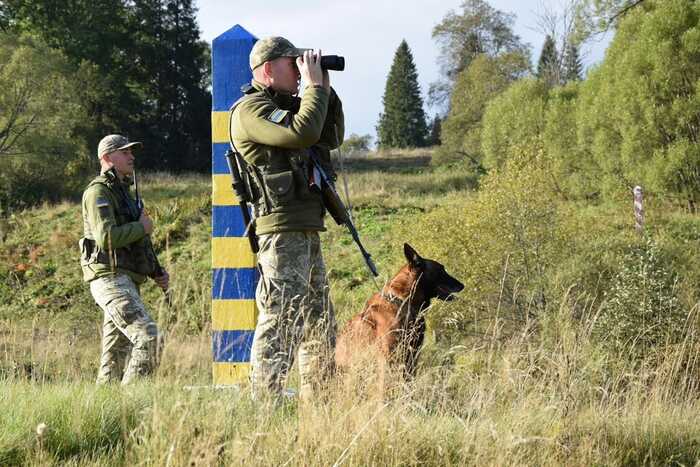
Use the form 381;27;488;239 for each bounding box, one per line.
225;149;259;254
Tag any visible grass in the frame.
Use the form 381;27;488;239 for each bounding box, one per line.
2;148;700;465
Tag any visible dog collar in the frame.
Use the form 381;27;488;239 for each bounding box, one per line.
381;291;408;308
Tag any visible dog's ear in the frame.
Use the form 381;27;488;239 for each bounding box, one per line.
404;243;424;269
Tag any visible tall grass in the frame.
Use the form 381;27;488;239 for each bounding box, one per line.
2;152;700;465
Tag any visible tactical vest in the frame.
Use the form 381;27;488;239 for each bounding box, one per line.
80;171;155;281
228;86;326;232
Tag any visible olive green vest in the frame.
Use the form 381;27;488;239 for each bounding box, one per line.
230;82;341;236
80;170;153;284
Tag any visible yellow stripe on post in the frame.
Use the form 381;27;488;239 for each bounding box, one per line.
212;174;237;206
212;111;230;143
212;299;257;330
211;237;256;268
213;362;251;385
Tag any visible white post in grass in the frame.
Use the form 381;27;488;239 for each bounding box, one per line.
634;185;644;234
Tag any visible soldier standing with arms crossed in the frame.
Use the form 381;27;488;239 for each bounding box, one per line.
79;135;169;385
229;37;344;401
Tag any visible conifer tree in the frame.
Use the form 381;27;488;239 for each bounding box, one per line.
427;114;442;146
376;40;428;148
562;41;583;82
537;35;560;87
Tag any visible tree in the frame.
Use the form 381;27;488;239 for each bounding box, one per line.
577;0;700;208
436;51;530;169
536;35;560;87
129;0;212;171
574;0;647;38
341;133;373;154
427;115;442;146
481;79;549;170
0;33;91;208
376;40;428;149
562;42;583;82
430;0;529;108
2;0;211;172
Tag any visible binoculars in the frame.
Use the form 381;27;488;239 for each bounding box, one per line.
320;55;345;71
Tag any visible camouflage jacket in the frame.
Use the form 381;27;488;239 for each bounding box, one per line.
230;80;344;235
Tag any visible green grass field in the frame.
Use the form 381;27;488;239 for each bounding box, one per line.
2;149;700;465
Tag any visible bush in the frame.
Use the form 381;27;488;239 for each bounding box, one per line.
404;143;567;340
593;238;686;356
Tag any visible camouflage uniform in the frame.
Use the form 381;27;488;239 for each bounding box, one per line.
80;135;161;385
230;37;344;400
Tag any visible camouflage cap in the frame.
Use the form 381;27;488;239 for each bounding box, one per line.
249;36;308;70
97;134;142;158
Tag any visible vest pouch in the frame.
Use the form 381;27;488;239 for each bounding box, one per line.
114;242;155;277
264;170;295;208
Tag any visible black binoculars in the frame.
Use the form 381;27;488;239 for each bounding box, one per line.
320;55;345;71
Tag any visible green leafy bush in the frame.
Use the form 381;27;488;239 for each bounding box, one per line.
593;238;686;356
405;143;567;339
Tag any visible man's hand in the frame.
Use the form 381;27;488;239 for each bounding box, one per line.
297;49;324;89
153;269;169;291
139;211;153;235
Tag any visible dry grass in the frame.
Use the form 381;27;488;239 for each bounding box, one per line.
2;151;700;465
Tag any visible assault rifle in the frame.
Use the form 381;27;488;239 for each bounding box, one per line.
309;148;379;277
224;149;259;254
132;170;171;305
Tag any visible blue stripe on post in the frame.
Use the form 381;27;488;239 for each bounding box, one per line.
212;25;257;111
212;143;232;175
212;205;247;237
212;267;259;300
212;330;255;362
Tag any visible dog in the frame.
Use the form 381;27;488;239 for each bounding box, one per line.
335;243;464;380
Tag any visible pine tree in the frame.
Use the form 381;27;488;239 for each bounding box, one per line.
562;41;583;82
427;114;442;146
376;40;428;148
537;35;560;87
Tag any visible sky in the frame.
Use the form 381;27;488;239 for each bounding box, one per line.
196;0;612;141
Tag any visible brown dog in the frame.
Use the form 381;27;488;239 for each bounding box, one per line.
335;243;464;379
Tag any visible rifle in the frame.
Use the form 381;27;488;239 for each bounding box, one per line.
132;170;171;305
224;149;259;253
308;148;379;277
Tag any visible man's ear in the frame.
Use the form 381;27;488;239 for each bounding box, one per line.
262;61;273;80
404;243;423;269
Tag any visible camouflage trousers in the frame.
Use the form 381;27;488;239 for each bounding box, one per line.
89;274;161;385
251;231;336;401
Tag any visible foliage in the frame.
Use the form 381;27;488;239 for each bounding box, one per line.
576;0;700;207
340;133;373;154
0;33;92;210
2;0;211;172
481;79;549;170
536;34;560;87
409;146;567;338
4;154;700;464
593;238;685;356
427;114;442;146
574;0;648;39
430;0;529;108
376;40;428;149
562;41;583;82
542;82;600;199
436;51;530;169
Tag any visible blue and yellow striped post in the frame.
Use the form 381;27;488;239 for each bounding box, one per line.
211;25;258;385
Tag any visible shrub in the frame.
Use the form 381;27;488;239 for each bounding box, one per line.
593;238;686;356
